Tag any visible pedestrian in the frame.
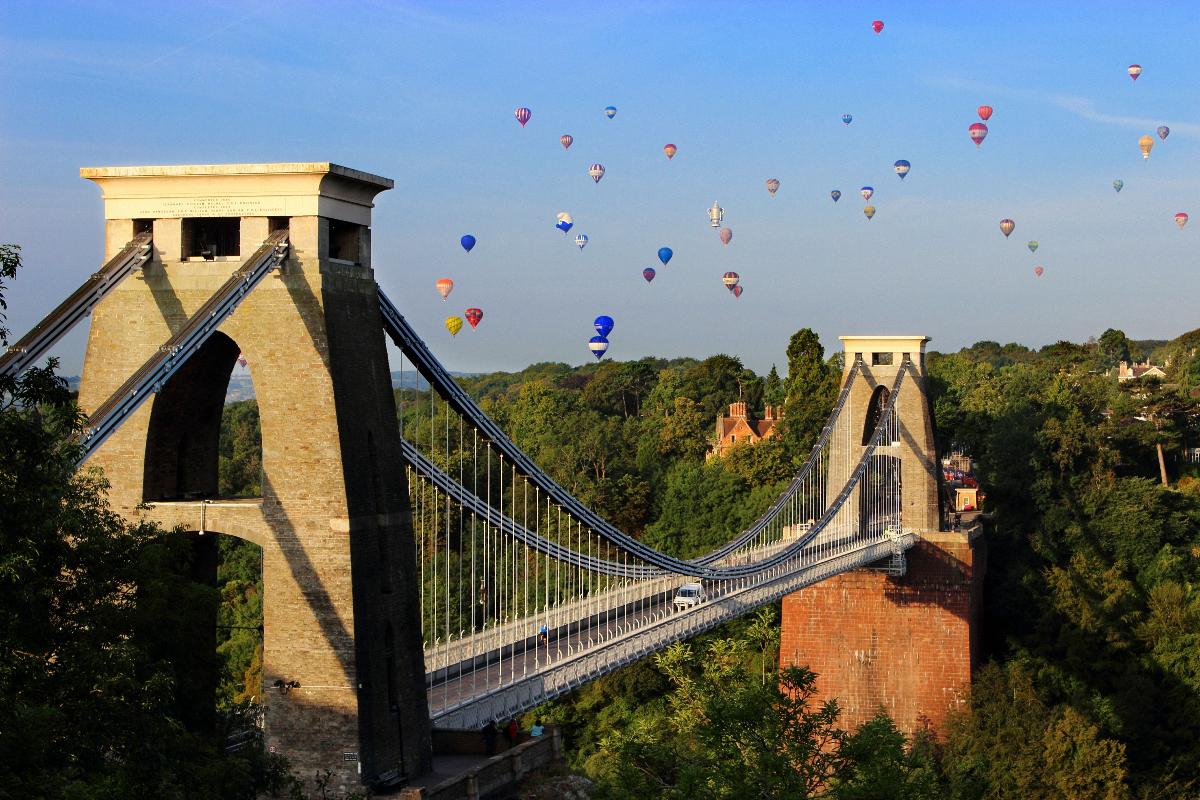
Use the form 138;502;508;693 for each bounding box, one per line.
482;719;497;756
506;718;518;746
530;719;545;738
538;623;548;648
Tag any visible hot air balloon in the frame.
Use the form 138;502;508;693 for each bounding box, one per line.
708;201;724;228
663;143;677;159
588;163;605;183
999;219;1015;238
575;234;588;250
1034;266;1044;278
514;107;531;126
658;247;673;265
860;186;874;202
604;105;617;119
842;113;853;125
1027;241;1039;254
1113;179;1124;193
237;354;248;369
556;212;574;233
732;285;744;298
594;315;614;337
1175;212;1189;230
465;308;483;329
436;278;454;301
460;234;476;253
1140;134;1154;159
872;20;884;33
719;227;733;245
894;160;911;179
977;105;993;121
446;316;463;336
642;267;656;283
1128;64;1142;81
1158;125;1170;141
766;178;780;196
588;335;609;360
969;122;989;147
831;190;842;202
863;205;876;220
722;271;740;289
560;134;573;150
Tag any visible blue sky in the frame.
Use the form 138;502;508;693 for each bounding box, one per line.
3;1;1199;377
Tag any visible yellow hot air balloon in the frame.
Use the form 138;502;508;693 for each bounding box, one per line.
1139;134;1154;159
445;316;464;337
863;205;876;220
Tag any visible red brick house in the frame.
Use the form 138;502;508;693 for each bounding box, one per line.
707;401;782;458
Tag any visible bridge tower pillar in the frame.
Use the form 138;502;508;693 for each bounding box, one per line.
780;335;986;737
77;163;431;790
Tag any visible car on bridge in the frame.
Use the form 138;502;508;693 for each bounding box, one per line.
673;582;707;610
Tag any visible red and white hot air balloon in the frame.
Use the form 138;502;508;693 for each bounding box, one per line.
1175;212;1189;230
588;163;605;183
560;134;573;150
436;278;454;301
514;107;531;126
969;122;989;147
1128;64;1142;81
663;143;677;160
977;105;993;121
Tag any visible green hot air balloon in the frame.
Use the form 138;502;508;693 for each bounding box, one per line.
1027;241;1039;254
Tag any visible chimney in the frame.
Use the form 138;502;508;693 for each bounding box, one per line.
729;401;747;419
764;405;776;420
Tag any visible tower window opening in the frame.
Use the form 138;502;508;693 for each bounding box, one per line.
328;219;362;264
182;217;241;260
133;218;154;235
268;216;289;234
871;352;894;366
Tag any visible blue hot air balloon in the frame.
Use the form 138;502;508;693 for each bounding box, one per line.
657;247;673;265
588;335;610;360
460;234;476;253
575;234;589;250
593;315;614;337
893;159;911;179
556;212;574;233
1113;179;1124;193
842;113;853;125
831;190;842;202
604;105;617;119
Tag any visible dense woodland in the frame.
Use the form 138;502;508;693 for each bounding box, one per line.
4;235;1200;796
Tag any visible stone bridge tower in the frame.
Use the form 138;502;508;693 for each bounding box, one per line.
77;163;431;790
781;335;986;736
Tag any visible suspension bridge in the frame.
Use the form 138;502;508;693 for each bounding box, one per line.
4;163;977;792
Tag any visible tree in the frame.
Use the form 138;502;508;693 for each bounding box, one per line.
1098;328;1132;369
780;329;839;461
765;364;785;406
1114;377;1197;485
832;712;943;800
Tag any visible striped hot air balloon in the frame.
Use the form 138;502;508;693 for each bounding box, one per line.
588;163;605;183
588;335;610;360
999;219;1015;238
722;271;740;290
969;122;988;147
514;107;531;126
464;308;483;329
436;278;454;301
1128;64;1142;81
575;234;588;250
560;134;573;149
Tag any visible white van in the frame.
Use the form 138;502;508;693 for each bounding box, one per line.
673;582;706;610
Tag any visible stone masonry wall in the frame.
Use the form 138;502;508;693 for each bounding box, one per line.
779;530;985;737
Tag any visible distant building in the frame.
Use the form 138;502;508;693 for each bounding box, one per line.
708;401;782;458
1116;360;1167;382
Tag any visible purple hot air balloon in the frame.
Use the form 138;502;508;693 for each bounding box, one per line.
642;267;656;283
514;107;531;126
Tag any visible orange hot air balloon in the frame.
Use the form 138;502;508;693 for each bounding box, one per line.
1034;266;1044;278
1175;212;1189;230
436;278;454;301
464;308;483;329
977;105;993;121
719;227;732;245
999;219;1015;238
663;143;677;159
1128;64;1142;81
1139;134;1154;159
